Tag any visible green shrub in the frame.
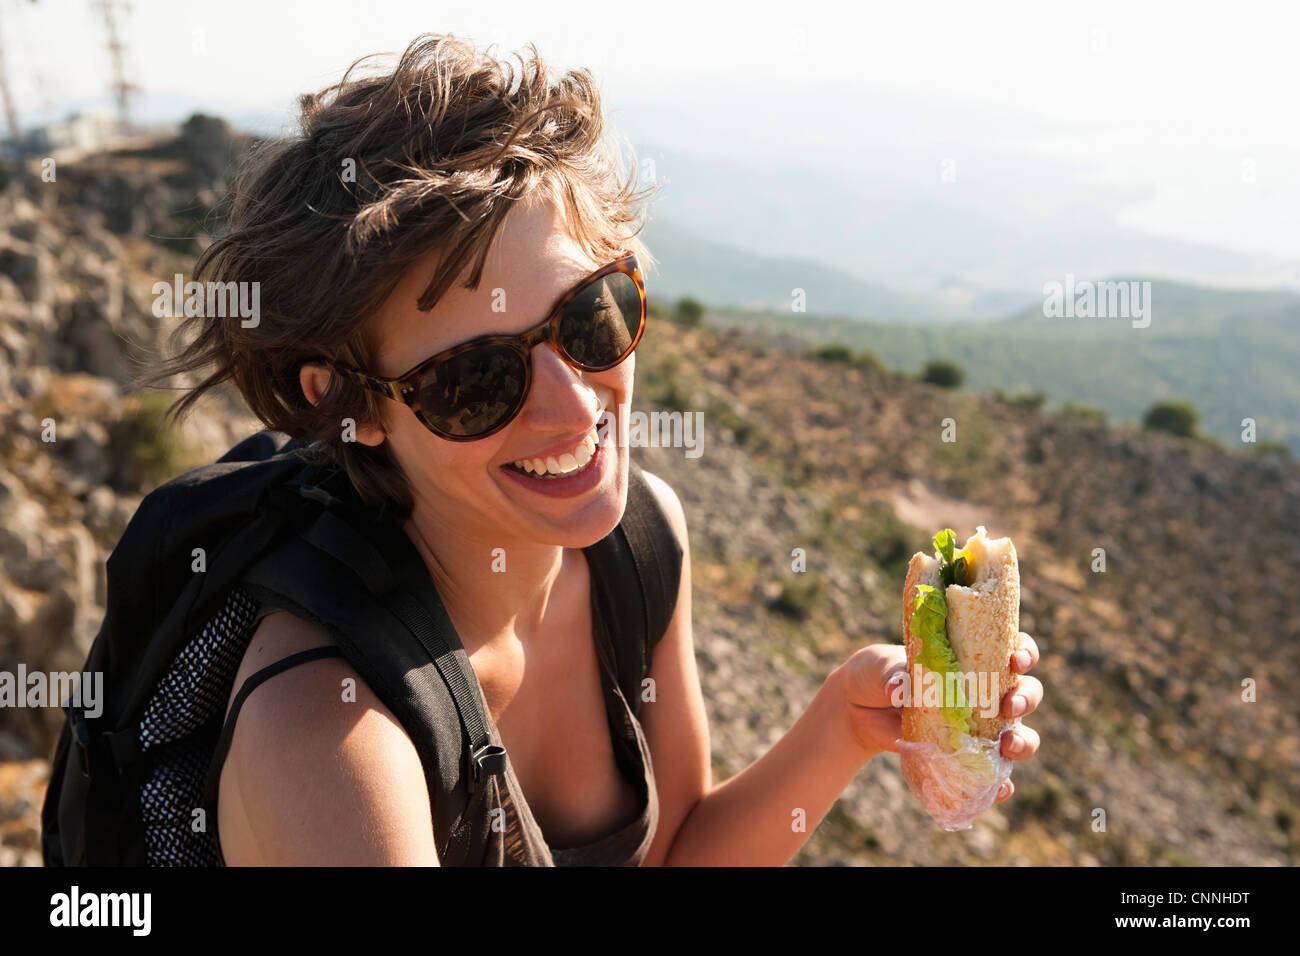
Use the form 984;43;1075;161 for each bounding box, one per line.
809;343;853;363
1061;401;1107;425
993;389;1046;409
919;359;964;389
654;379;692;413
672;296;705;327
1142;400;1198;438
1252;439;1292;459
109;391;199;490
852;350;886;374
710;397;759;448
767;573;825;621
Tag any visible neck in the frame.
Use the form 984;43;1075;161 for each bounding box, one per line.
401;503;575;654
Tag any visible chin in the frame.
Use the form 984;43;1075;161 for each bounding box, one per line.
543;453;629;549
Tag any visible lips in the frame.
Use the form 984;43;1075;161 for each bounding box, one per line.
499;428;608;498
505;424;600;478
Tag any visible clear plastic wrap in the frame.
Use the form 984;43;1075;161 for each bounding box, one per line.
897;721;1020;831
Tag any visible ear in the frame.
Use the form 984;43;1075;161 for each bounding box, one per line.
299;361;386;447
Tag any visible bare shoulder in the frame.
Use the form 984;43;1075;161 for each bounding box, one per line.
637;469;688;546
217;610;438;865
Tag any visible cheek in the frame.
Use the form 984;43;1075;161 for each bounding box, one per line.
387;410;503;486
379;409;443;479
602;357;634;401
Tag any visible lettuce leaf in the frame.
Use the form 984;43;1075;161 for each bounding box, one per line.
933;528;957;566
910;582;974;750
935;527;971;588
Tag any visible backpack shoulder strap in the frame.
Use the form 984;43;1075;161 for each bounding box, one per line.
583;460;685;711
622;461;685;655
236;479;503;866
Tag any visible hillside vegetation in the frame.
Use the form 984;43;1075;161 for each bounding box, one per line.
631;314;1300;865
704;281;1300;456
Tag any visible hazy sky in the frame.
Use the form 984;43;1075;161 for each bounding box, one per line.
6;0;1299;259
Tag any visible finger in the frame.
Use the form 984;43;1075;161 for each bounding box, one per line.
845;644;907;703
1000;723;1040;760
1001;675;1043;718
994;779;1015;803
1011;632;1039;673
873;643;908;682
884;669;907;707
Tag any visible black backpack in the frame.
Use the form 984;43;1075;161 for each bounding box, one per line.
41;430;682;865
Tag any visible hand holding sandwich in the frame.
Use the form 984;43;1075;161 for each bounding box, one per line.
834;526;1042;823
835;634;1042;790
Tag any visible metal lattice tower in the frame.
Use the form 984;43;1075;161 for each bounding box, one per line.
0;4;22;143
93;0;132;131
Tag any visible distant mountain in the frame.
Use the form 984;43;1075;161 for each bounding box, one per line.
640;216;949;321
703;279;1300;454
628;135;1300;319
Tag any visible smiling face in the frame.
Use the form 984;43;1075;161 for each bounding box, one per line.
359;191;634;550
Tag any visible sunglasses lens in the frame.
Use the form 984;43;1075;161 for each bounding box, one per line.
417;344;526;438
558;270;643;369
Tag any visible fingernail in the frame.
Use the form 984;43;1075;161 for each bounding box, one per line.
1014;650;1032;670
1010;694;1027;717
1006;733;1025;756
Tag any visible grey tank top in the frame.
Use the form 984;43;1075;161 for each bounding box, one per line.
439;564;659;867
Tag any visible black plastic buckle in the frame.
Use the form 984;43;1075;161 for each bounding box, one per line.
299;484;340;508
67;702;92;777
469;743;508;791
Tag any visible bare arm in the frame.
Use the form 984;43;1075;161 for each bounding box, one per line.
637;472;876;866
217;611;440;866
661;666;873;865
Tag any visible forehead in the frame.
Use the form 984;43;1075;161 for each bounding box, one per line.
368;195;603;376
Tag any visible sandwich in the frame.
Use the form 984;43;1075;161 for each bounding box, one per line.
898;526;1021;830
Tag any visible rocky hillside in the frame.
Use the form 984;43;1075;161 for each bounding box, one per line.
1;122;1296;867
633;322;1299;866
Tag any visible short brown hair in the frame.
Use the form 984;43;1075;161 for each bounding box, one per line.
145;33;657;521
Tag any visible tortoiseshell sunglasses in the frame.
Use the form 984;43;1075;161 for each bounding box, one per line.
329;253;646;441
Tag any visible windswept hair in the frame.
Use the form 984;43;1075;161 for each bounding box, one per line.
143;33;657;520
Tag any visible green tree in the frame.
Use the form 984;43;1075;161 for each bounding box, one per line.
852;350;886;374
920;359;964;389
673;296;705;327
1142;400;1199;437
809;343;853;363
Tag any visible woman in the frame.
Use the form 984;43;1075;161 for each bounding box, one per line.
153;34;1042;866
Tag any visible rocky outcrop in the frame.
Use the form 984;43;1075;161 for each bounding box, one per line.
0;140;261;864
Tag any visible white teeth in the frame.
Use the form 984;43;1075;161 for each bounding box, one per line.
510;425;600;477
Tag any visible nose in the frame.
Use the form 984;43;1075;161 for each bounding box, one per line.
520;340;601;428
